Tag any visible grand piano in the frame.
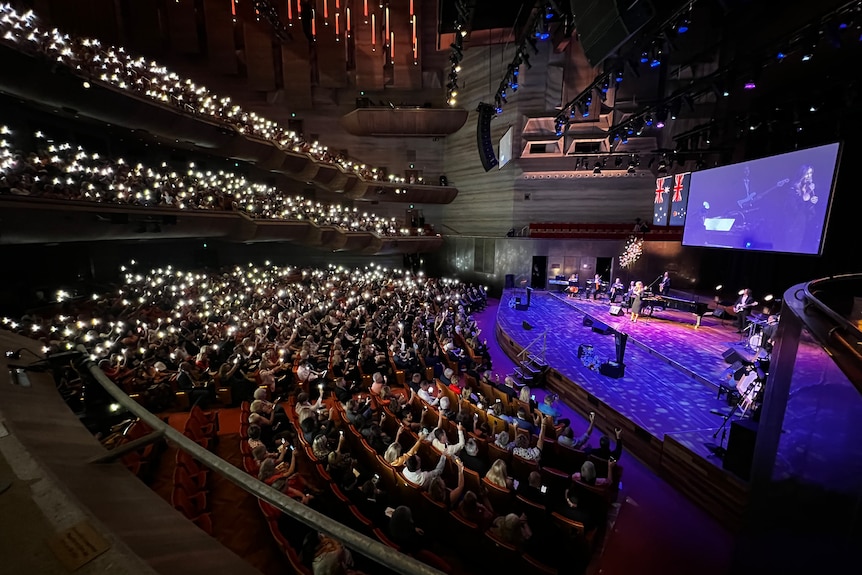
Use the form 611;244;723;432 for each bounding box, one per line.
638;292;712;328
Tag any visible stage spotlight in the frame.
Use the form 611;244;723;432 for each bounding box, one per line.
677;16;690;34
738;289;745;296
764;294;774;302
715;284;723;291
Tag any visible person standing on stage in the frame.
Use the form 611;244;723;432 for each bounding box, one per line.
609;278;625;303
733;289;758;333
659;272;671;296
630;281;644;323
567;272;579;298
592;274;602;300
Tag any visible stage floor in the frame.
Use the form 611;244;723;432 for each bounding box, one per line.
496;289;862;493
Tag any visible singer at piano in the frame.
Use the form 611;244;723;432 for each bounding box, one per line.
659;272;671;296
733;288;759;333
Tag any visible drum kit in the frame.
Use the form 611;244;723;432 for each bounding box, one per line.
742;315;774;358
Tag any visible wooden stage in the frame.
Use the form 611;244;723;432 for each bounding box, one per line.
494;288;859;529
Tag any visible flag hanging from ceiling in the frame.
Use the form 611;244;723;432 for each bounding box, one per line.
653;176;671;226
669;172;691;226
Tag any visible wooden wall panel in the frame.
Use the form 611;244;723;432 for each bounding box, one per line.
513;172;656;227
387;3;420;89
124;0;164;54
353;16;385;90
440;45;519;236
203;0;237;74
281;44;313;110
40;0;120;45
316;17;348;88
167;0;200;54
243;22;276;92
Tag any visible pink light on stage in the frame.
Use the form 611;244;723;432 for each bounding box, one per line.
410;0;414;16
385;6;390;39
311;8;316;38
364;0;368;17
323;0;328;21
346;7;351;34
390;31;394;63
335;12;340;35
371;13;376;49
287;0;292;20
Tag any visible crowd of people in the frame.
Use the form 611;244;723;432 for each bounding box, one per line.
0;125;421;236
0;5;433;188
2;256;622;573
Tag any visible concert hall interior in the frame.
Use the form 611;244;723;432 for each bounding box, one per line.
0;1;861;575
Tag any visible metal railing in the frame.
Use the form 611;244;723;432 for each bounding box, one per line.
76;346;445;575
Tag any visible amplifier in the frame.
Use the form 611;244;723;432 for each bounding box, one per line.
609;305;624;316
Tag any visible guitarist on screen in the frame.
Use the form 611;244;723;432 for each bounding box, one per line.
733;288;759;333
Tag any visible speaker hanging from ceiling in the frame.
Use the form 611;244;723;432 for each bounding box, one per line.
476;103;499;172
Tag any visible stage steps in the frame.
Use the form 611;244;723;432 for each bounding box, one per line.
510;354;549;387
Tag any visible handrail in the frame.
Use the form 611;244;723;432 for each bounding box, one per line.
517;330;547;364
76;346;445;575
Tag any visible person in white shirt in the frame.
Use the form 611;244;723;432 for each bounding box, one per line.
402;452;447;488
431;421;465;456
418;380;439;406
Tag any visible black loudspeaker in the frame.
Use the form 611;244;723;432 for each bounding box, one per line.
505;274;515;289
609;305;623;316
723;419;758;480
571;0;655;67
713;308;726;319
439;175;448;186
599;361;625;378
476;103;499;172
722;348;745;365
592;322;613;335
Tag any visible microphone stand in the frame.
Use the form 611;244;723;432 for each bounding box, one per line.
646;275;662;292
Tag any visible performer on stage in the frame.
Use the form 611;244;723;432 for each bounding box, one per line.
659;272;671;296
567;272;579;298
761;313;779;353
733;288;759;333
609;278;625;303
592;274;602;300
630;281;644;323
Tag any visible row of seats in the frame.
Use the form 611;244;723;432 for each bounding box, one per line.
171;406;220;534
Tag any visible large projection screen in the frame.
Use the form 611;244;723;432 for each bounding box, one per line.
682;142;841;255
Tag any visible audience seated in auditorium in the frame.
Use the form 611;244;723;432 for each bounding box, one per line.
485;459;514;490
572;459;617;487
490;512;533;551
512;418;547;462
388;505;424;555
587;428;624;461
558;412;596;449
456;490;495;530
403;452;447;488
383;426;420;467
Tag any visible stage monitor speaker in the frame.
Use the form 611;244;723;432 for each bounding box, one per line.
591;320;614;335
609;305;623;316
571;0;655;67
599;361;625;378
722;348;745;365
583;317;593;327
505;274;515;289
476;103;499;172
723;419;758;480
